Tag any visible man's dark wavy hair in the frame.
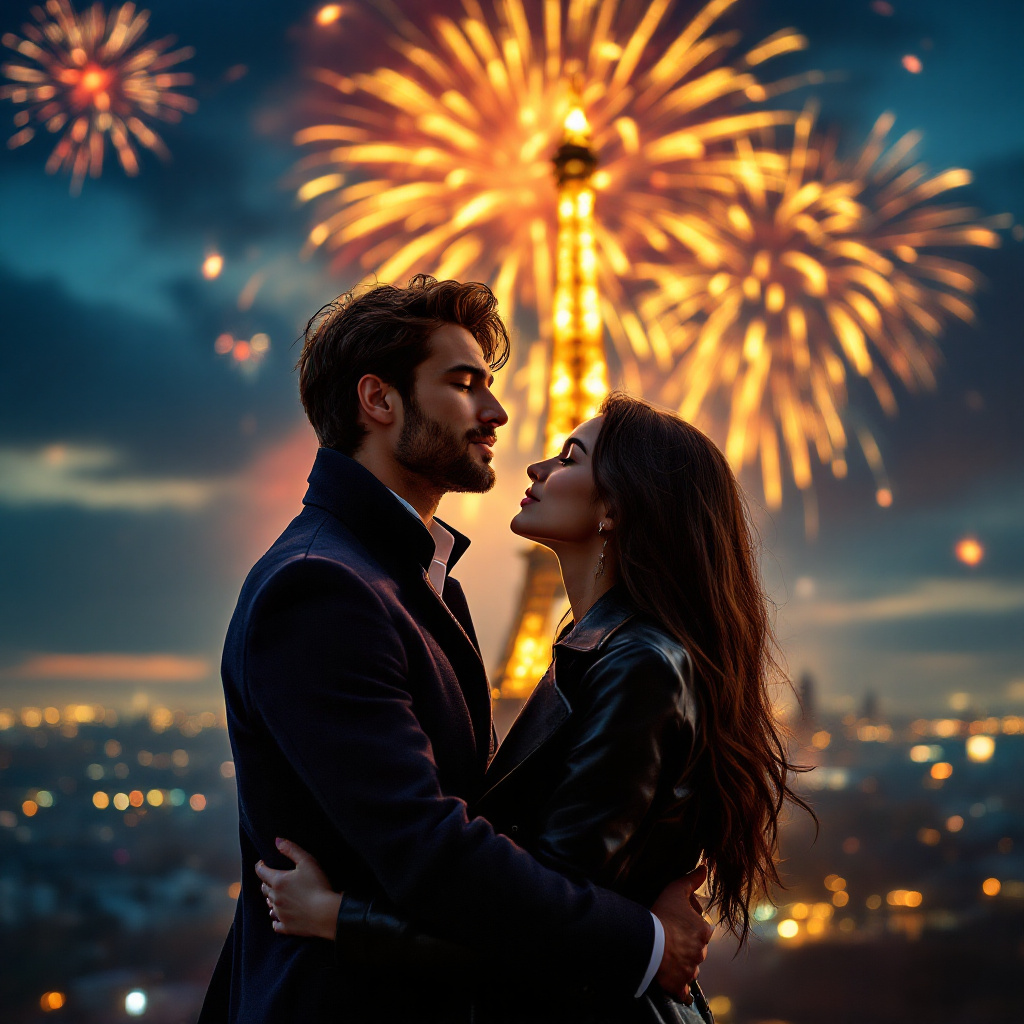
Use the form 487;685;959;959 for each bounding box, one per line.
297;274;510;455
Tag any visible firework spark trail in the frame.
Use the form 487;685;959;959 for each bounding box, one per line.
1;0;196;193
637;108;1001;513
296;0;811;447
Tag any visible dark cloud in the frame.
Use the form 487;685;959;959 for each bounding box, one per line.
121;124;299;257
0;505;235;661
0;264;305;476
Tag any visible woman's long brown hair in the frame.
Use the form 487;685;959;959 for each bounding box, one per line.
591;391;812;942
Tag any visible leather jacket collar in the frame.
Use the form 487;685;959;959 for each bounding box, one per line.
555;586;636;653
302;446;471;575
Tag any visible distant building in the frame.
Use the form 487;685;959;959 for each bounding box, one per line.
860;689;880;722
798;672;817;727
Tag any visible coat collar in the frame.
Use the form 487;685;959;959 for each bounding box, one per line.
478;590;638;800
302;447;471;574
554;585;636;653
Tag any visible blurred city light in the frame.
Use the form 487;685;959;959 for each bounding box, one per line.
966;734;996;762
125;989;147;1016
40;991;66;1011
316;4;342;25
886;889;923;907
202;254;224;279
955;537;985;566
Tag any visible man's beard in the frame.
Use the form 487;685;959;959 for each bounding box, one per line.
394;396;496;494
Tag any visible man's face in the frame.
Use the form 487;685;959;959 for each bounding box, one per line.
394;323;508;493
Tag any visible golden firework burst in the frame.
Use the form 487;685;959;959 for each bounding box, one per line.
296;0;811;444
1;0;196;193
638;108;1001;515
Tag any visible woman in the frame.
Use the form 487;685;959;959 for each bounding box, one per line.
256;392;809;1022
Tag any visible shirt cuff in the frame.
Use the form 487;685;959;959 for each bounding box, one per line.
634;912;665;997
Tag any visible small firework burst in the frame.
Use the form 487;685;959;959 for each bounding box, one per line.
1;0;196;193
638;108;1001;512
296;0;812;443
215;331;270;375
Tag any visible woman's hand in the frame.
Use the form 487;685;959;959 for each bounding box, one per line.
255;837;342;941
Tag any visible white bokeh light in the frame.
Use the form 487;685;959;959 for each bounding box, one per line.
125;990;147;1016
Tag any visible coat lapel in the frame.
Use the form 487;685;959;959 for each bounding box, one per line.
476;588;637;803
477;665;571;803
411;571;493;766
302;448;493;762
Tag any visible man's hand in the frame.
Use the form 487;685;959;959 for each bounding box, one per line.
651;864;713;1003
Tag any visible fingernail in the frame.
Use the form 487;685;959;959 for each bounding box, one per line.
275;837;284;848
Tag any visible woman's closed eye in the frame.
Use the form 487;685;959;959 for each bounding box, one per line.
558;441;584;466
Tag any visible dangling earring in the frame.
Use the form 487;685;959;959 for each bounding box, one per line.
595;522;608;578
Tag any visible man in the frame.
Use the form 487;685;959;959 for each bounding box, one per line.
200;276;711;1022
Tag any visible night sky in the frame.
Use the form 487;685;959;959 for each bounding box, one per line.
0;0;1021;717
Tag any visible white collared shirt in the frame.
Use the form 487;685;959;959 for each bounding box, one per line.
387;490;455;594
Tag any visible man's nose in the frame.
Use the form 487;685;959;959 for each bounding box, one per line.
481;391;508;427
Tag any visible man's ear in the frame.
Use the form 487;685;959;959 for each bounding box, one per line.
356;374;401;428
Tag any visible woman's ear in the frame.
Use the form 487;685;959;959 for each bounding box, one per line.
599;508;617;533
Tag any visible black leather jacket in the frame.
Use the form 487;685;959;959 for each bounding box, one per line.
335;587;708;1019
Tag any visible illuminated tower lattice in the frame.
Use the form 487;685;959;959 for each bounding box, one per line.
494;104;608;703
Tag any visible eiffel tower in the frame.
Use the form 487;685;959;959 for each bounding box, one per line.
493;102;608;717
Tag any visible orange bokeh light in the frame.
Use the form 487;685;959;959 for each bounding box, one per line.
202;254;224;279
40;991;66;1011
232;340;252;362
316;5;342;25
876;488;893;508
902;55;923;74
955;537;984;566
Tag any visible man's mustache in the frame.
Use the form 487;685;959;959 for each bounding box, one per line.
466;431;497;445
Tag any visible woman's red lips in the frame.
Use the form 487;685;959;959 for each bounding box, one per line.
520;489;539;507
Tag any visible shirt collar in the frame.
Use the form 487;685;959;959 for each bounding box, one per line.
388;489;456;593
300;448;471;575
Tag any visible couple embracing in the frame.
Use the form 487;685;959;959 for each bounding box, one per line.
200;275;805;1023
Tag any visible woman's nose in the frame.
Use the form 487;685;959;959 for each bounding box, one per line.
527;461;541;482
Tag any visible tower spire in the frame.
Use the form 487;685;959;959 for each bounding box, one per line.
493;99;609;709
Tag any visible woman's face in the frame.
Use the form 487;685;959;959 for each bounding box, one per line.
511;416;607;546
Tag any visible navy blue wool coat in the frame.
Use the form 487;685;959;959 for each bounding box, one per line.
199;448;653;1023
